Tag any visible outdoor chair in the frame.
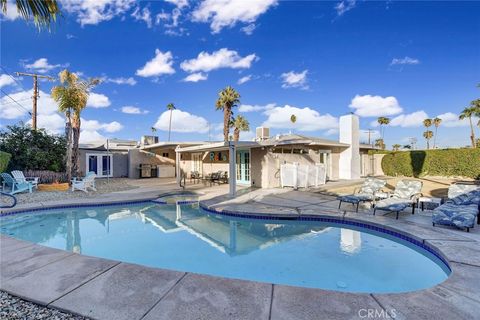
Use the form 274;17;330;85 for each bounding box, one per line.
373;179;423;219
190;171;202;184
432;183;480;232
71;172;97;192
11;170;39;189
0;172;33;195
338;177;386;212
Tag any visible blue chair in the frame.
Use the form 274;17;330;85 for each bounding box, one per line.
0;172;33;195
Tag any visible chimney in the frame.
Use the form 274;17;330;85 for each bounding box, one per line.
256;127;270;141
339;114;360;179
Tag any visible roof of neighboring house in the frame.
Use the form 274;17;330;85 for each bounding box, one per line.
259;133;349;148
176;141;260;153
79;139;138;151
141;141;207;150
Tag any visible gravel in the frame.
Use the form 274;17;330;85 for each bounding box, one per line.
0;291;89;320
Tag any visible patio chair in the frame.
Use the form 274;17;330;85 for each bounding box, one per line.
190;171;202;184
71;172;97;192
373;179;423;219
338;177;387;212
0;172;33;195
11;170;39;189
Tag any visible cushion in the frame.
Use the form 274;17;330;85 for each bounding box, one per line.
375;197;409;211
393;180;422;199
433;203;478;229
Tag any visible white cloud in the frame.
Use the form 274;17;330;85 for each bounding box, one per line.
281;70;308;89
80;130;106;143
87;92;111;108
262;105;338;131
154;109;209;133
192;0;277;33
165;0;189;9
180;48;257;73
0;89;58;119
335;0;356;16
241;23;256;35
136;49;175;77
104;77;137;85
390;56;420;66
24;58;66;73
239;103;275;112
349;94;403;117
389;111;429;128
27;113;65;134
121;106;149;114
61;0;136;26
436;112;476;128
237;75;252;85
0;1;19;20
81;118;123;132
0;74;15;88
131;6;152;28
182;72;208;82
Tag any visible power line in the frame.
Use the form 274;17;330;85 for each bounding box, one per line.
0;65;25;90
0;89;32;115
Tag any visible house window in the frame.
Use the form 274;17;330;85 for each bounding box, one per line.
162;152;169;158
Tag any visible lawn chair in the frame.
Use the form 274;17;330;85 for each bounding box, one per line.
11;170;39;189
373;179;423;219
338;177;387;212
0;172;33;195
71;172;97;192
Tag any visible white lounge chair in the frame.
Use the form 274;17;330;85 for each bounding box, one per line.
11;170;39;189
71;172;97;192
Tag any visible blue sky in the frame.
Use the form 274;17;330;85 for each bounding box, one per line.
1;0;479;148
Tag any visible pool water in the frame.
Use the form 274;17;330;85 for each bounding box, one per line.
0;202;450;293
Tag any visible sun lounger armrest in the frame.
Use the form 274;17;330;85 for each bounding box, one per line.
410;192;422;201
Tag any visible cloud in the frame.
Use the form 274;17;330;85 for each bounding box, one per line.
79;130;106;143
388;111;429;127
349;94;403;117
239;103;275;112
335;0;356;16
81;118;123;132
165;0;189;9
262;105;338;131
0;74;15;88
136;49;175;77
436;112;477;128
182;72;208;82
0;1;19;20
61;0;136;26
281;70;308;89
237;75;252;85
0;89;58;119
241;23;256;35
131;6;152;28
24;58;66;73
121;106;149;114
191;0;277;33
104;77;137;85
87;92;111;108
27;113;65;134
390;56;420;66
154;109;209;133
180;48;257;73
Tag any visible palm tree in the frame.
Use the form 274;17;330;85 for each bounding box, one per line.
459;104;478;148
392;144;401;151
166;103;175;141
423;130;433;149
215;86;240;142
423;118;433;149
432;117;442;149
1;0;59;29
377;117;390;139
232;115;250;142
374;138;385;150
51;70;99;178
151;127;157;134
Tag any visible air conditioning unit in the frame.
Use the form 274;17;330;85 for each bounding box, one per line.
256;127;270;141
141;135;159;145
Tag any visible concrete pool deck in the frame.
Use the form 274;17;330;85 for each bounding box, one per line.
1;184;479;320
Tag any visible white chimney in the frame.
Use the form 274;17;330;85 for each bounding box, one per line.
256;127;270;141
339;114;360;179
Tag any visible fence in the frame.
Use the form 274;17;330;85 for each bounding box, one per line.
280;163;326;189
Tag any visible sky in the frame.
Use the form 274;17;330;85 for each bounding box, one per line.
1;0;479;148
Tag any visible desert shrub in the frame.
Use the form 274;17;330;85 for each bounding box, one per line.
0;151;11;173
381;149;480;179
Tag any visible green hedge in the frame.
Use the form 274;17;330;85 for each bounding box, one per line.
0;151;11;173
381;149;480;179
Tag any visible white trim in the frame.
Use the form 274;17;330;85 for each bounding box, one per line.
235;149;251;186
191;152;203;174
86;152;113;178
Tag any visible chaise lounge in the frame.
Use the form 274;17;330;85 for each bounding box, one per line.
338;177;387;212
373;179;423;219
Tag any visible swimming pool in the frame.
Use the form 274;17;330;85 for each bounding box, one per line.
0;201;450;293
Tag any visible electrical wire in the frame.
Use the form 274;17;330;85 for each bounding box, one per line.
0;89;32;115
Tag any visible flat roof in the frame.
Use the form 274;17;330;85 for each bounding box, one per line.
176;141;260;153
141;141;207;150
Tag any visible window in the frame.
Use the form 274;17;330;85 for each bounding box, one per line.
162;152;169;158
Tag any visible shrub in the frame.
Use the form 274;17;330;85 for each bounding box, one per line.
0;151;11;173
24;170;69;184
381;149;480;179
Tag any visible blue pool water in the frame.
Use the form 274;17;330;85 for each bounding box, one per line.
0;202;450;293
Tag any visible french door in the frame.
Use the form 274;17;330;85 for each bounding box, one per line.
86;153;113;177
236;150;250;185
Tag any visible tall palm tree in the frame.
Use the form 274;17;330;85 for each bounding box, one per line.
377;117;390;139
166;103;175;141
423;118;433;149
374;138;385;150
459;105;478;148
423;130;433;149
392;144;401;151
151;127;157;134
215;86;240;142
432;117;442;149
51;70;99;178
232;115;250;142
1;0;59;29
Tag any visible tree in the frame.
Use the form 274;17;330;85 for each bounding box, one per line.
423;130;433;149
432;117;442;149
51;70;99;179
377;117;390;139
1;0;59;30
232;115;250;142
423;118;433;149
392;144;401;151
375;138;385;150
151;127;157;134
459;103;479;148
215;86;240;142
166;103;176;141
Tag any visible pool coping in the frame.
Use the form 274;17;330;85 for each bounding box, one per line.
1;194;479;320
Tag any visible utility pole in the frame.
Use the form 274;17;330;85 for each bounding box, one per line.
15;72;55;130
362;129;374;145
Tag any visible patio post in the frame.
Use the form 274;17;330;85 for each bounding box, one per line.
175;148;181;186
228;142;236;197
